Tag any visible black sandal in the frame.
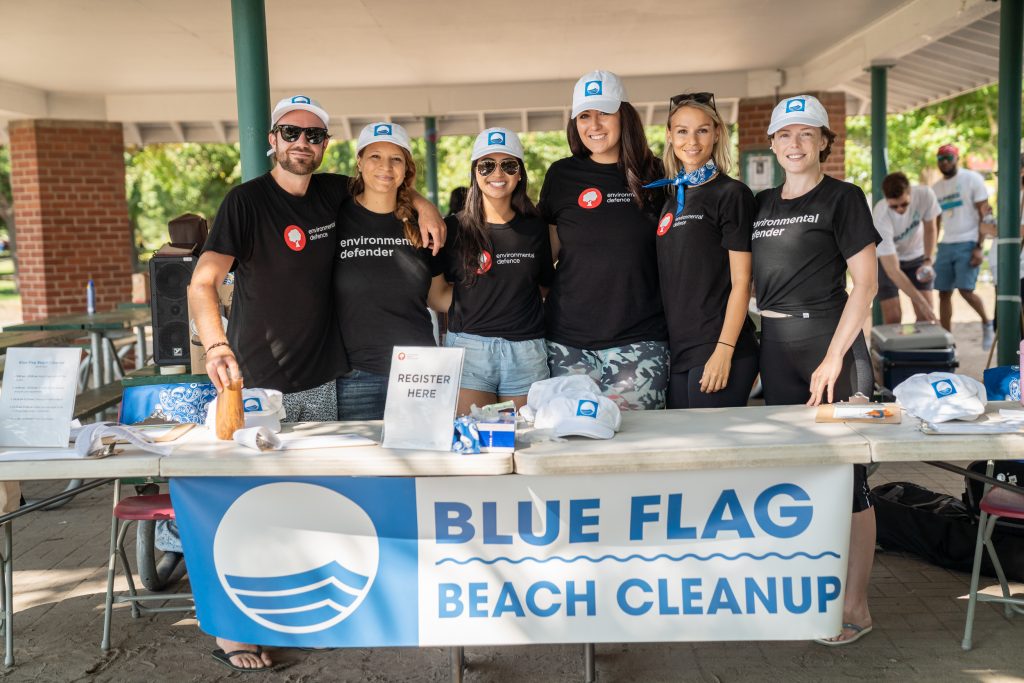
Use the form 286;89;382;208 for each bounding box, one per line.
211;646;276;672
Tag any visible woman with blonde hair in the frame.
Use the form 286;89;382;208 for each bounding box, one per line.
333;122;447;419
645;92;758;408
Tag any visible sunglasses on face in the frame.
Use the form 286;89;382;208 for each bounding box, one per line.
476;158;520;177
272;124;329;145
937;154;956;162
888;200;910;210
670;91;717;112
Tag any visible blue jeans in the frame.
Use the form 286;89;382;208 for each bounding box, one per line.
336;369;388;420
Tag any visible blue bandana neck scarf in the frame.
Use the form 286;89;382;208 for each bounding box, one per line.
643;159;718;215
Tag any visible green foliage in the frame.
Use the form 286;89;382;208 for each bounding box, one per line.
845;85;1012;195
124;143;241;253
0;145;11;237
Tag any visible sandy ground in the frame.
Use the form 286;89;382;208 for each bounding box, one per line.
1;285;1022;682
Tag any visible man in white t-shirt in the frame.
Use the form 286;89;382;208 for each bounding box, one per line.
932;144;994;349
874;172;940;324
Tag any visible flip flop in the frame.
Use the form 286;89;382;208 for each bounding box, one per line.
814;623;873;647
211;646;276;672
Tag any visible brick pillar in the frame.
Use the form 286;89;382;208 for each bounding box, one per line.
737;91;847;180
9;120;133;321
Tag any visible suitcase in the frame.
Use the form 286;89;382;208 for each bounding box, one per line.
870;322;958;391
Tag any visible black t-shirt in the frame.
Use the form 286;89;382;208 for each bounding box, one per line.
752;176;880;314
203;172;350;393
655;173;758;372
442;212;554;340
538;156;667;349
334;200;442;375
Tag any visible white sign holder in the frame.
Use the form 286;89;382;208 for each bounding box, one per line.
381;346;463;451
0;347;81;447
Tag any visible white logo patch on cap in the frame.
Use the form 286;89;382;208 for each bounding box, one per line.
931;379;957;398
585;80;603;96
373;124;393;136
291;95;311;104
487;131;506;145
576;399;598;418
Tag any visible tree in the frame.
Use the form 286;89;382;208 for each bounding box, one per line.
0;145;12;246
845;85;1012;195
124;143;241;255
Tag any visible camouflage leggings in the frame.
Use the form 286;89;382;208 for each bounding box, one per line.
545;340;669;411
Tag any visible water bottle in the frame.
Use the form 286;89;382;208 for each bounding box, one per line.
86;278;96;315
915;264;935;283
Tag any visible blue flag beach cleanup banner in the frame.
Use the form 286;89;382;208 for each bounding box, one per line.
170;466;851;647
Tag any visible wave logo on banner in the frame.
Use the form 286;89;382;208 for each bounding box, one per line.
213;482;379;633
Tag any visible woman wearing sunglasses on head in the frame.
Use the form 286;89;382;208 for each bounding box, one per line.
645;92;758;409
752;95;879;647
333;122;448;420
539;70;667;411
440;128;554;415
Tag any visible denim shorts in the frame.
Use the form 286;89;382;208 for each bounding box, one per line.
444;331;549;397
336;369;388;420
934;241;979;292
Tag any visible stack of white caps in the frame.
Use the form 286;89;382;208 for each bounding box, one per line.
524;376;622;440
893;372;988;423
205;388;286;433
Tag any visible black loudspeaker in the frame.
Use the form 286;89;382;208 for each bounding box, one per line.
150;254;197;365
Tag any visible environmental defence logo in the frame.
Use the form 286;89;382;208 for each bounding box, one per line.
931;379;957;398
657;212;673;236
578;188;603;209
576;399;598;417
487;131;506;146
585;80;603;96
374;124;393;136
284;225;307;251
214;483;380;634
785;98;805;113
475;250;493;275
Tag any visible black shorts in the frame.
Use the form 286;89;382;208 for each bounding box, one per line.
760;313;874;514
877;256;933;300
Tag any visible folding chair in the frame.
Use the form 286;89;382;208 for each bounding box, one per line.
101;481;193;651
961;460;1024;650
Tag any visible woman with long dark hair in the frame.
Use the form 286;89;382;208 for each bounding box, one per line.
441;128;553;414
539;70;667;410
334;122;447;419
647;92;758;408
751;95;879;646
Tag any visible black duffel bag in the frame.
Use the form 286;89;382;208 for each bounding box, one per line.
873;481;1024;580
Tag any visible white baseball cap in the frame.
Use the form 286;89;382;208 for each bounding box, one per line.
526;375;602;412
471;128;524;161
271;95;329;128
893;372;988;423
534;392;622;439
356;122;412;154
767;95;829;135
571;70;628;119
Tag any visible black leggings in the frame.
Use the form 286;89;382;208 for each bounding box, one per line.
667;353;759;409
760;314;873;512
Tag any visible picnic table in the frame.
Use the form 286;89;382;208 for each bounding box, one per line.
4;308;151;388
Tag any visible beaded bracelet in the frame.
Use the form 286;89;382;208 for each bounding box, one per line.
206;341;231;353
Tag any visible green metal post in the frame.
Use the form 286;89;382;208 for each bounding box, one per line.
231;0;272;181
425;116;439;206
870;65;890;326
996;0;1023;366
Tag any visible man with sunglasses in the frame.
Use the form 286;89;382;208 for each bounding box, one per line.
931;144;993;348
872;172;940;324
189;96;445;670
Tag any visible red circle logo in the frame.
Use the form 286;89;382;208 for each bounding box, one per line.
475;250;493;275
657;212;674;236
283;225;307;251
397;352;406;361
577;188;603;209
